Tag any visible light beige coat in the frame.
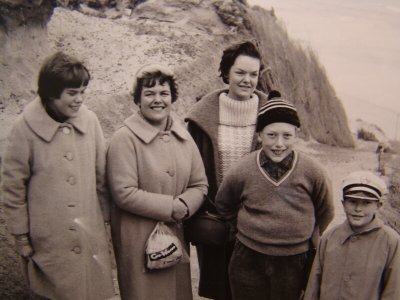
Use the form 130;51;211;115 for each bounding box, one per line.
107;113;208;300
1;98;115;300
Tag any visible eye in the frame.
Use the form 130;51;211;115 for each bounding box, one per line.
251;72;259;77
161;91;171;97
267;133;276;138
143;92;154;97
283;133;293;139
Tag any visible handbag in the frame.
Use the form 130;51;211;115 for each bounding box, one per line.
145;222;182;270
184;196;230;246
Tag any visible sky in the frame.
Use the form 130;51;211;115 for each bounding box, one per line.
248;0;400;140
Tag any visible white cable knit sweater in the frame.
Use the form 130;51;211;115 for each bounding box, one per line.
218;92;259;182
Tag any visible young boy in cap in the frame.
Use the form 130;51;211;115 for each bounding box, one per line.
215;98;335;300
304;171;400;300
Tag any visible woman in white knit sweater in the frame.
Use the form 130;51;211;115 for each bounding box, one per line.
185;41;269;300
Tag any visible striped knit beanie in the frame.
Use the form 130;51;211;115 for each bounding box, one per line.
342;171;387;201
256;98;300;132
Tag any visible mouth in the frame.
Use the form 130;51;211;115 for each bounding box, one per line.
351;215;364;220
271;149;286;156
150;106;165;111
70;105;81;111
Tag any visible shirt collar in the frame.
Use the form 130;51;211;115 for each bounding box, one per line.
339;217;384;244
123;111;190;144
260;150;295;171
23;97;89;142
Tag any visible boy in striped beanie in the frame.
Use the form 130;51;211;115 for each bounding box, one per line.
215;98;334;300
304;171;400;300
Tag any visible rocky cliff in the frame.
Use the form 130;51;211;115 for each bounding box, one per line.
0;0;354;147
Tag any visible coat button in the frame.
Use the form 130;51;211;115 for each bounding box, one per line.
64;152;74;161
162;134;170;142
67;176;76;185
62;127;71;134
167;169;175;177
72;246;81;254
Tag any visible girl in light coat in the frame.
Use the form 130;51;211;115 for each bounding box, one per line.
1;52;115;299
107;64;208;300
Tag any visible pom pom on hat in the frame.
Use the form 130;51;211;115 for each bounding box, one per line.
342;171;387;201
256;98;301;132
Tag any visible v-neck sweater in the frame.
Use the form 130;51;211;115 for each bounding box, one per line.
215;149;334;256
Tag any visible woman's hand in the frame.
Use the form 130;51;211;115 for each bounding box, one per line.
172;198;189;222
14;234;34;258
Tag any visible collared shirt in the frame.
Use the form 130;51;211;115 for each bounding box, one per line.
259;150;294;182
304;217;400;300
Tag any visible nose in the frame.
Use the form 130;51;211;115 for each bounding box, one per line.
354;202;362;212
242;73;250;83
275;135;284;148
153;93;162;103
75;93;84;103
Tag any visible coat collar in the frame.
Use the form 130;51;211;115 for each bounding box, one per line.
339;217;384;245
123;112;190;144
185;88;269;140
23;97;90;142
185;89;269;186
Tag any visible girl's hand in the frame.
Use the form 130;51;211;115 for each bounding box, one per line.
14;234;34;258
172;198;189;222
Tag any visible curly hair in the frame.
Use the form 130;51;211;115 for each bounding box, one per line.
219;40;263;84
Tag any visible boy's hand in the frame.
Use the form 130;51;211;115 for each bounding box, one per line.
14;234;34;258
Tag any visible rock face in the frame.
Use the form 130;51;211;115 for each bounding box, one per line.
0;0;354;147
0;1;355;296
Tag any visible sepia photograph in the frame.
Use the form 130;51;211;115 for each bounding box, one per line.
1;0;399;299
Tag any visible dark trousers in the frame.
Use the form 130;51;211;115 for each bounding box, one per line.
229;241;308;300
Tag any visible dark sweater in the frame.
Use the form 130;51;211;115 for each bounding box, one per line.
215;149;335;256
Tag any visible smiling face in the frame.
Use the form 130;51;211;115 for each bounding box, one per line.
139;80;172;130
259;122;297;162
343;194;381;230
48;85;86;121
227;55;260;101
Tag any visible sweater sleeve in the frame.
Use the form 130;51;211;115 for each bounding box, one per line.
107;128;174;221
1;119;31;235
311;165;335;234
215;167;243;220
177;137;208;218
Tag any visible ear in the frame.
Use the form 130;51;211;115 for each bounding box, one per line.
341;200;345;208
256;132;262;143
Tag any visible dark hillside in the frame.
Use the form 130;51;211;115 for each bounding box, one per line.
248;6;354;147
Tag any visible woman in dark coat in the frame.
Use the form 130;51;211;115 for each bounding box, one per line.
185;40;269;300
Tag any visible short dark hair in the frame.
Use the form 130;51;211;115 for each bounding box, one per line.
38;52;90;105
132;68;178;105
219;40;263;84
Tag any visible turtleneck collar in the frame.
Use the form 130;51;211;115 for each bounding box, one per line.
219;92;259;126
